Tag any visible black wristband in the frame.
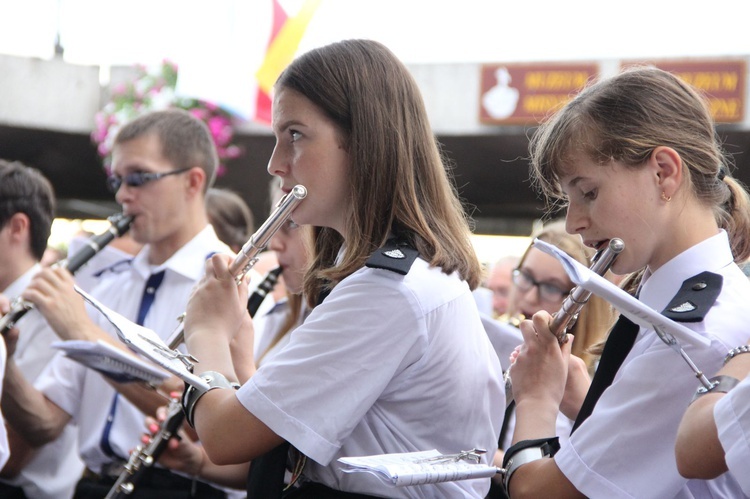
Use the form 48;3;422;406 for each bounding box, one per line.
502;437;560;493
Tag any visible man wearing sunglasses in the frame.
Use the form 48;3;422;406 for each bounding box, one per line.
2;109;239;498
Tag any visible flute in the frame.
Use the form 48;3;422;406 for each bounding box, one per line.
166;184;306;349
106;189;305;498
504;238;624;406
0;213;134;336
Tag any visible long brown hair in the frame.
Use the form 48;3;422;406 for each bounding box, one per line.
276;39;481;306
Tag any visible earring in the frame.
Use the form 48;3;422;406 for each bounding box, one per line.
661;191;672;202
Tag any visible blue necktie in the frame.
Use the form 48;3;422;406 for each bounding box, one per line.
100;270;166;459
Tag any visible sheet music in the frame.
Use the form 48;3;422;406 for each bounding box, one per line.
74;285;210;390
338;450;498;486
532;239;709;347
52;339;169;384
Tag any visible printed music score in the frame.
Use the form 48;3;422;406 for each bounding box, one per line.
533;239;710;347
74;285;210;390
51;339;168;385
338;450;498;486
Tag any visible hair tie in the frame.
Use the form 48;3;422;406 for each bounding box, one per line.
718;166;727;181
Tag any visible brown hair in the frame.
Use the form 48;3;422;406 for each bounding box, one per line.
206;188;254;252
276;39;481;305
115;109;218;192
0;160;55;260
530;66;750;263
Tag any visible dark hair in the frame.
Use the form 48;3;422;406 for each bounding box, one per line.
115;109;218;191
206;188;254;252
276;39;481;304
530;66;750;262
0;160;55;260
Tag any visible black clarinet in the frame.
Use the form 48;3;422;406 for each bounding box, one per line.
105;269;282;498
104;394;183;499
247;266;282;317
0;213;133;335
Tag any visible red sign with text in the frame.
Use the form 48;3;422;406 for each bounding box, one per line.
479;63;598;125
622;60;746;123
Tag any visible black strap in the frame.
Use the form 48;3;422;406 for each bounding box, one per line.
571;315;639;434
246;442;291;499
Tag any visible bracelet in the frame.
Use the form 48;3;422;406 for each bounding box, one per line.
181;371;240;427
690;375;740;404
724;345;750;365
501;437;560;493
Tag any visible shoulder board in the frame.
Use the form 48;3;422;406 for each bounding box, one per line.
661;271;723;323
365;240;419;276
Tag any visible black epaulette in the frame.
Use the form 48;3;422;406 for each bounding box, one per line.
661;271;723;323
365;239;419;276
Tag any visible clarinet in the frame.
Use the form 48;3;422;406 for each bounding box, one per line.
247;266;282;317
106;186;305;498
105;395;183;499
504;238;624;406
0;213;133;335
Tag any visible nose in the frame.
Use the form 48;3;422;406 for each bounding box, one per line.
565;202;588;235
267;145;287;177
269;233;284;253
114;182;132;205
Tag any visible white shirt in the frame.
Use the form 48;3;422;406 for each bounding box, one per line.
36;225;230;473
1;264;83;498
556;230;749;498
714;372;750;496
238;257;505;498
0;324;8;471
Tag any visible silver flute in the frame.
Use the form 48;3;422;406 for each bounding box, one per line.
166;184;306;349
106;186;306;498
504;238;624;406
0;213;134;336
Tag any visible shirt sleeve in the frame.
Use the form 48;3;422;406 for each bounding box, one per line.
237;268;426;465
714;373;750;496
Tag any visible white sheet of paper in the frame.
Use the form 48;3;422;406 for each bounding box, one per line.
338;450;498;486
532;239;709;347
75;285;210;390
52;339;169;384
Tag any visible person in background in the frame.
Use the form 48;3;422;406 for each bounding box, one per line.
487;255;520;319
180;39;504;497
505;67;750;498
0;159;82;499
1;109;235;498
205;187;254;254
486;219;616;499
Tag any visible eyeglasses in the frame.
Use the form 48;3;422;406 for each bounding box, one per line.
107;167;192;193
512;268;570;303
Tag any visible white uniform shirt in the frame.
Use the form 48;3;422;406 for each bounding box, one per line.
556;230;749;498
0;323;8;470
35;225;230;473
238;257;505;498
714;372;750;496
1;264;83;498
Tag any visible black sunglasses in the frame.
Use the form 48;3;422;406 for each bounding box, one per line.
107;167;192;193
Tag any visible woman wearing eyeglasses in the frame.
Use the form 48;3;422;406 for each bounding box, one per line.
490;220;617;497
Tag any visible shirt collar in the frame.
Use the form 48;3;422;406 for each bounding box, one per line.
3;263;41;297
639;229;732;312
131;225;230;281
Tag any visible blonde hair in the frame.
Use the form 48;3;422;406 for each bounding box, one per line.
509;220;617;371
